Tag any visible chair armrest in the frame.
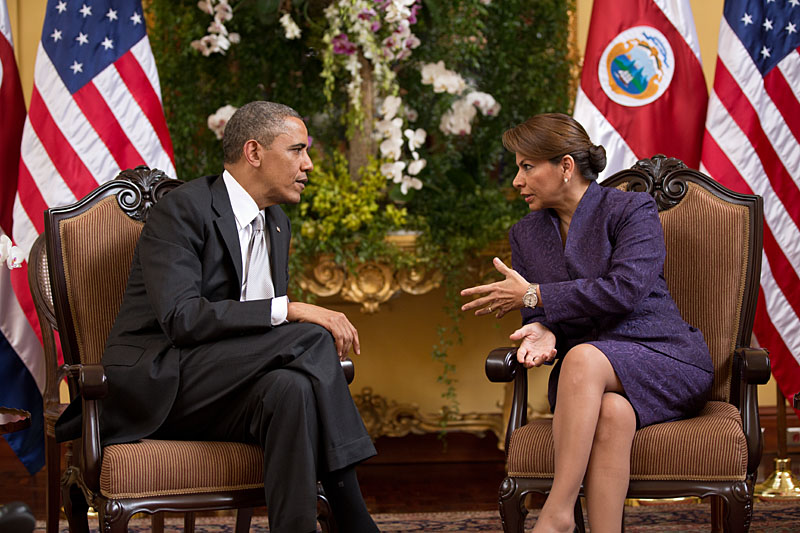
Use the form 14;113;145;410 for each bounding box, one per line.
732;347;770;476
64;364;107;492
486;347;520;382
341;358;354;385
486;347;529;451
737;347;770;385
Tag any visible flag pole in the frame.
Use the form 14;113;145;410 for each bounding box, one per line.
754;383;800;499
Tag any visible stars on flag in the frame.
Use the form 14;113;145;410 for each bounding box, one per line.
791;0;800;8
75;32;88;45
742;13;753;26
788;22;798;35
106;9;118;22
69;60;82;74
763;18;773;31
50;28;62;42
130;12;142;25
101;37;114;50
760;46;771;59
79;4;92;18
55;1;67;14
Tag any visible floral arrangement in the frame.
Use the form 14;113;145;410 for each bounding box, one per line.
146;0;577;415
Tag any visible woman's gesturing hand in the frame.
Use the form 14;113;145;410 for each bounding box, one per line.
460;257;530;318
510;322;557;368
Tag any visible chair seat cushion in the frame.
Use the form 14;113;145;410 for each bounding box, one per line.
507;401;747;481
100;440;263;498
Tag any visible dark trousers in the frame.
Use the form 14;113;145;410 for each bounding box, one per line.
151;322;375;532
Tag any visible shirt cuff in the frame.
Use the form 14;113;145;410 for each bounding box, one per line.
270;295;289;326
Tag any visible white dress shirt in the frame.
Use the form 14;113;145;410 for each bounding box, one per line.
222;170;288;326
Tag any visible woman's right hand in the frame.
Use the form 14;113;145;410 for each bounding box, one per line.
510;322;557;368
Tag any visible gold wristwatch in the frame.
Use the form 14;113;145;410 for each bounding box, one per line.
523;284;538;308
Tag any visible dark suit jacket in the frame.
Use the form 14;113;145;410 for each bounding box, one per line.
56;174;292;444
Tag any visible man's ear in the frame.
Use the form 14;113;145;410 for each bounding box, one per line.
242;139;262;167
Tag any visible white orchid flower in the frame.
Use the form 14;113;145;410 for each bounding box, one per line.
380;95;403;120
380;161;406;181
399;175;423;194
207;104;238;140
280;13;302;40
404;128;426;150
1;236;23;269
407;158;426;176
375;117;404;140
380;136;404;160
197;0;214;15
6;246;23;269
468;91;501;116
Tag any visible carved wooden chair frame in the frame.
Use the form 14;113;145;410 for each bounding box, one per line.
486;155;771;532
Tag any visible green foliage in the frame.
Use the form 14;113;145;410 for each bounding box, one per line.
146;0;577;418
285;150;414;285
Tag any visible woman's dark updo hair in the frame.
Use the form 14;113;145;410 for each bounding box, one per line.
502;113;607;181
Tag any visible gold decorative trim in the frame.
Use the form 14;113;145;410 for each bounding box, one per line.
353;387;505;440
295;234;444;313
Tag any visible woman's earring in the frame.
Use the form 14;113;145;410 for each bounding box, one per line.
563;178;569;184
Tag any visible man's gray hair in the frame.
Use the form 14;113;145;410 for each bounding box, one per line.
222;101;302;164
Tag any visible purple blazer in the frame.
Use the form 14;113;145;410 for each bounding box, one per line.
510;181;712;427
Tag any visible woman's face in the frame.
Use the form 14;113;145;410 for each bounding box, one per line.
512;153;566;211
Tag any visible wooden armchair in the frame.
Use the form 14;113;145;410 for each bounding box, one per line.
486;155;771;532
28;166;349;533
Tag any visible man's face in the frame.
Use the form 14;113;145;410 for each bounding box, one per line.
256;116;313;206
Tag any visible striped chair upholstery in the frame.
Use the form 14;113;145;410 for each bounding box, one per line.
488;156;769;533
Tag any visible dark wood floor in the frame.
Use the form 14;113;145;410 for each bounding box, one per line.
2;429;799;520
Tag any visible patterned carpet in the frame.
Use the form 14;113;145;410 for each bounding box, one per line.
34;500;800;532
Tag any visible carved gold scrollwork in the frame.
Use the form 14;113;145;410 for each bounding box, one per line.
352;387;505;440
296;254;346;297
295;234;445;312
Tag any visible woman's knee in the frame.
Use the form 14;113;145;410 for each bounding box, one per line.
594;393;636;444
559;344;614;387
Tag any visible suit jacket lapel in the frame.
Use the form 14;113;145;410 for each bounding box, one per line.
210;174;244;287
265;205;288;297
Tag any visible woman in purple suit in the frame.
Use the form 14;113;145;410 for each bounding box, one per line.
461;113;713;533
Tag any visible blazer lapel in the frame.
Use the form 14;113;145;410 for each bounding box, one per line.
265;205;288;297
210;175;244;286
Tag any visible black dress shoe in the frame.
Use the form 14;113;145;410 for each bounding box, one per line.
0;502;36;533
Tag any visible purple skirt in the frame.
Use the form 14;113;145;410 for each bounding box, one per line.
547;340;713;428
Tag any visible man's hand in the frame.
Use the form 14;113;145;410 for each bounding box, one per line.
460;257;530;318
287;302;360;359
510;322;557;368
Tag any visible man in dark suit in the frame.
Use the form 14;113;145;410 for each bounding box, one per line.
57;101;379;533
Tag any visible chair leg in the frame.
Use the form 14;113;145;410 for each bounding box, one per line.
235;507;254;533
61;475;89;533
317;491;338;533
721;481;753;533
184;511;195;533
151;512;164;533
45;435;61;533
711;496;724;533
573;498;586;533
499;477;528;533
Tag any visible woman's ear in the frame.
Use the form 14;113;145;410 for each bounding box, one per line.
561;154;575;178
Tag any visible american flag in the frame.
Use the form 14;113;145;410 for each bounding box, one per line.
0;0;41;474
701;0;800;416
574;0;708;181
0;0;174;472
